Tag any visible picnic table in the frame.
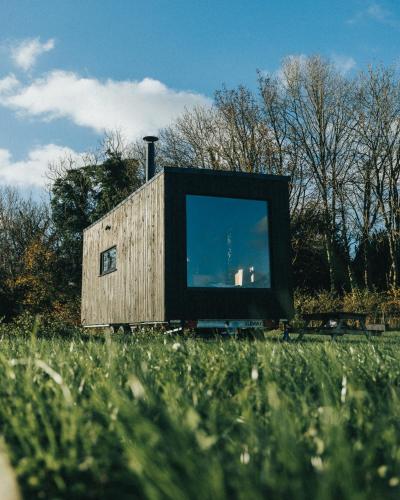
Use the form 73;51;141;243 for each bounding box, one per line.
296;311;385;340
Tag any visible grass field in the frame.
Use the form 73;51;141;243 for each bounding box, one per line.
0;323;400;499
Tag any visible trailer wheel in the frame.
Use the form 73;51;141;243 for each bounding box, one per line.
110;324;129;334
252;328;265;340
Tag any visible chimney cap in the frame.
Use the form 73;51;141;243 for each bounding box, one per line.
143;136;159;143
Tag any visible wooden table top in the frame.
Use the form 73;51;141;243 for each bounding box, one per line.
302;311;367;321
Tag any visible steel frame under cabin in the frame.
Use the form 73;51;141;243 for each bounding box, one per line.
81;167;293;330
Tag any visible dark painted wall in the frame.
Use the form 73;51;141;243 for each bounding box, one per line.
164;167;293;321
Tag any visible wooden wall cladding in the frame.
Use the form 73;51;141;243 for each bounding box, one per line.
81;173;165;325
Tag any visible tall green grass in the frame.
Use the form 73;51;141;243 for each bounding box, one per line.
0;326;400;499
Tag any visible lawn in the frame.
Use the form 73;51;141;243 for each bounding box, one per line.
0;324;400;499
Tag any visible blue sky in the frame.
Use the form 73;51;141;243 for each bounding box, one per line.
0;0;399;192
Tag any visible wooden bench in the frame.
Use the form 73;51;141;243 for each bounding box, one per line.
296;312;385;340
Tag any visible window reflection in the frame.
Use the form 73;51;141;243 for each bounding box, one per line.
186;195;271;288
100;246;117;275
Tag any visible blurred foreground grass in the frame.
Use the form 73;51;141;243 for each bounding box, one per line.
0;325;400;499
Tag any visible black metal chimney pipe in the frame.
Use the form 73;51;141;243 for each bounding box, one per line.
143;136;158;182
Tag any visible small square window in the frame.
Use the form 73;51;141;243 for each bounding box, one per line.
100;246;117;275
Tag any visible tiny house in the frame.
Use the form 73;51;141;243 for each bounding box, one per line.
81;141;293;330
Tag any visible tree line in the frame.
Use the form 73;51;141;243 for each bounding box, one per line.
157;56;400;292
1;55;400;321
0;135;142;320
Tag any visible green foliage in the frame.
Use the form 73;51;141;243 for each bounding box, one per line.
291;209;331;290
0;187;52;319
295;290;344;315
0;268;15;318
295;288;400;327
0;325;400;499
93;151;141;218
51;167;96;240
50;152;142;295
5;239;57;314
0;313;82;338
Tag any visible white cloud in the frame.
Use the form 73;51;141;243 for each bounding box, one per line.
0;71;211;138
0;74;19;93
331;54;356;74
0;144;81;187
366;2;390;22
347;2;399;27
11;37;55;71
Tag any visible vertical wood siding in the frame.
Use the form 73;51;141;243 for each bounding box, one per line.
81;174;165;325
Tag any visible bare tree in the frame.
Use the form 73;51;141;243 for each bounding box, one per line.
160;92;275;173
259;72;314;222
160;106;222;169
275;55;356;290
353;67;400;287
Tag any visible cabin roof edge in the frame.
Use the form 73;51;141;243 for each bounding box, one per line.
83;166;289;233
162;166;290;182
83;169;164;233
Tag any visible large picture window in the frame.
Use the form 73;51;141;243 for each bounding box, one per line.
100;246;117;275
186;195;271;288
